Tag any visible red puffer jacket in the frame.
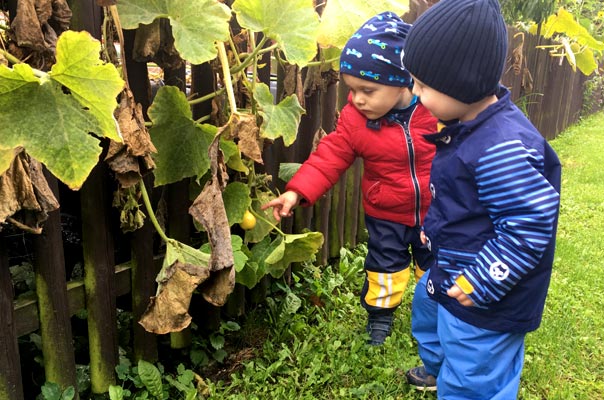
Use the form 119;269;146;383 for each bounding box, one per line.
286;100;437;227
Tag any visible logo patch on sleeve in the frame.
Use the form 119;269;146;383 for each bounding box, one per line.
489;261;510;281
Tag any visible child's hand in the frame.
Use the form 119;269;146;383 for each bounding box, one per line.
447;284;475;307
261;191;301;222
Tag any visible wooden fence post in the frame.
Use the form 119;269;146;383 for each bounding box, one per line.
32;173;79;398
122;28;160;363
0;236;24;400
81;163;118;394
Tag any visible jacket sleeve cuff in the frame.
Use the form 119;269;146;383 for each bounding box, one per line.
456;273;491;306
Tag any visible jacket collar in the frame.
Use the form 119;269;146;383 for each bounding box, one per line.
424;85;510;144
365;96;419;130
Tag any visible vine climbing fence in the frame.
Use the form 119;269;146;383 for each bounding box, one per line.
0;1;601;399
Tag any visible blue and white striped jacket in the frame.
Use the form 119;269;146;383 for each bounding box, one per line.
422;86;561;333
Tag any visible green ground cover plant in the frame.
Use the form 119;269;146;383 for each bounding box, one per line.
197;111;604;400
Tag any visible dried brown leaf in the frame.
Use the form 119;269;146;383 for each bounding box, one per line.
0;149;59;233
133;20;161;63
12;0;46;50
282;64;304;108
105;89;156;188
52;0;72;31
188;132;235;305
199;266;235;307
218;113;262;164
138;261;211;334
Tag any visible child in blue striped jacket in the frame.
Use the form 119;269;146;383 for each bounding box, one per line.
400;0;562;398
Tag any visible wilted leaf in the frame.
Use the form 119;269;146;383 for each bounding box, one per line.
198;267;235;307
232;0;320;67
117;0;231;65
222;181;251;226
0;63;103;190
139;239;212;334
317;0;409;48
11;0;46;50
217;113;263;164
106;88;156;188
139;262;204;334
149;86;215;186
51;30;125;141
265;231;324;278
0;149;59;233
189;134;235;306
236;114;263;164
254;83;305;146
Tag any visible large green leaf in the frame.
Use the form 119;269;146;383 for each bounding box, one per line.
236;235;274;288
50;30;124;141
254;83;305;147
222;181;251;226
235;260;260;289
530;8;604;75
232;0;320;67
231;235;249;273
117;0;232;65
0;64;103;190
148;86;215;186
535;8;604;50
265;231;324;278
317;0;409;48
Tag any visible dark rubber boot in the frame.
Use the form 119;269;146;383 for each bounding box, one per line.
366;313;393;345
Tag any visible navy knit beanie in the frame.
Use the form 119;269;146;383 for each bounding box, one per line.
340;11;413;87
403;0;508;104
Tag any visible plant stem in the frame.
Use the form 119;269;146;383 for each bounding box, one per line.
249;208;285;236
306;57;340;67
230;37;274;75
217;41;238;115
138;180;170;243
188;87;225;106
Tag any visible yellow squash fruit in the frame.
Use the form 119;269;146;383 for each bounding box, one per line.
239;210;256;230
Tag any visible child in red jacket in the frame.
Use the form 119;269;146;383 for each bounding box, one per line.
262;11;437;345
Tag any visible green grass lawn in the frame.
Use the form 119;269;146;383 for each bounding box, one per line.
206;112;604;400
520;112;604;400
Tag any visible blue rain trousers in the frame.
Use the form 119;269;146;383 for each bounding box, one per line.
411;273;526;399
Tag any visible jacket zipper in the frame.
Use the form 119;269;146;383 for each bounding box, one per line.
402;120;421;226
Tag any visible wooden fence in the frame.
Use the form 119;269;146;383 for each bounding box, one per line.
1;5;602;400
